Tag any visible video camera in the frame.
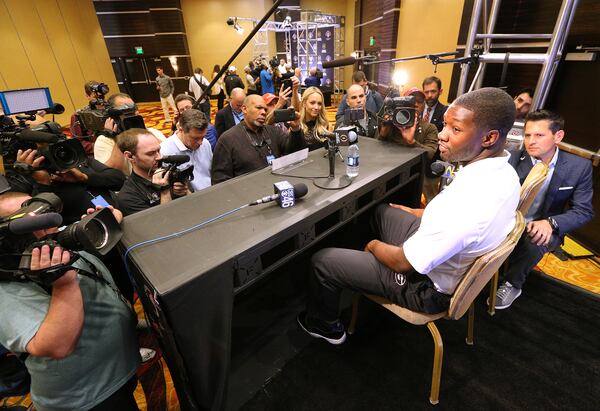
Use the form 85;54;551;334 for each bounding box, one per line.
76;101;146;137
383;95;416;128
0;193;122;285
0;88;87;173
88;82;110;110
157;155;194;187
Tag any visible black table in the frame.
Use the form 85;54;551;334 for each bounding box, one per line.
119;138;425;410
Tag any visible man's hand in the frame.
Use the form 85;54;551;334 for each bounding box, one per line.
50;167;88;184
396;120;418;145
31;245;77;288
83;205;124;224
16;148;51;185
152;168;170;188
291;76;300;91
103;117;117;134
288;112;302;131
388;203;424;218
171;182;190;197
527;219;554;246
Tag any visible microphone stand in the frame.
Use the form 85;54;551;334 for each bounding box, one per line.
193;0;285;110
314;133;352;190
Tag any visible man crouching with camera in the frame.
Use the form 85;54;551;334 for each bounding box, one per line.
116;128;189;216
0;193;140;410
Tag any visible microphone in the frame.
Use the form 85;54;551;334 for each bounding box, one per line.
158;155;190;165
1;129;60;144
322;55;377;69
430;160;455;192
249;182;308;208
0;213;63;235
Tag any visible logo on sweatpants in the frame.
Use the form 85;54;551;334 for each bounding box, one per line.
394;273;406;286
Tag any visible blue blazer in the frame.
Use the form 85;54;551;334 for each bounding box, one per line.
508;148;594;238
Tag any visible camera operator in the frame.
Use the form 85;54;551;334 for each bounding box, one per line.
0;193;140;410
335;84;378;138
304;67;322;87
161;109;212;192
15;145;125;225
377;87;440;202
69;80;107;156
94;93;166;175
116;128;188;216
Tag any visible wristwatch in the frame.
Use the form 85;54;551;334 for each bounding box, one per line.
547;217;559;233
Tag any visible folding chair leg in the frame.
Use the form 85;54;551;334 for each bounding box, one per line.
426;322;443;405
488;271;499;316
348;294;360;335
466;303;474;345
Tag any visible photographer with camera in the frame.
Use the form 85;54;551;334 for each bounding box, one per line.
116;128;188;216
377;87;440;201
94;93;166;176
335;84;378;138
264;76;301;128
0;192;140;410
14;142;125;225
161;109;212;192
70;80;108;156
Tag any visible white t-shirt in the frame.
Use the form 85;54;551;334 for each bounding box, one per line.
188;74;210;102
403;152;520;294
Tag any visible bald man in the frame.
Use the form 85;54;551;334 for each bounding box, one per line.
215;87;246;137
335;84;378;138
211;94;306;184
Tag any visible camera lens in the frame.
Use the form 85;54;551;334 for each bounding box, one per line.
51;142;78;168
395;109;411;126
83;218;109;249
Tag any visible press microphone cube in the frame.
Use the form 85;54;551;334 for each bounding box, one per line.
274;181;295;208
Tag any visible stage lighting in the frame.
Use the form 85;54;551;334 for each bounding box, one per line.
226;17;244;35
393;70;408;88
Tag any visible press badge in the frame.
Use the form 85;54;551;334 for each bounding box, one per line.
266;154;276;165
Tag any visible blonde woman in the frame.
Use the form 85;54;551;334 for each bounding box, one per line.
300;86;329;150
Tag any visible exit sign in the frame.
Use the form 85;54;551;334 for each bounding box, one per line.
135;46;144;55
369;36;376;46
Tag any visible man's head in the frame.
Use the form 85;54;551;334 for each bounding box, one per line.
523;110;564;163
175;94;195;114
280;59;286;66
243;95;268;129
439;87;515;164
117;128;161;175
514;88;533;120
194;67;203;75
229;88;246;113
422;76;443;108
346;84;366;110
262;93;279;114
156;67;164;76
84;81;100;99
404;87;426;115
352;71;368;90
108;93;135;109
309;67;317;76
177;109;208;151
228;66;237;74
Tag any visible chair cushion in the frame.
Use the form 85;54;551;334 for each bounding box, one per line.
366;294;446;325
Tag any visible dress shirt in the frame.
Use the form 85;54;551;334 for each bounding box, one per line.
160;132;212;192
525;147;559;221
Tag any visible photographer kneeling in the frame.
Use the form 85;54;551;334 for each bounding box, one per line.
0;194;140;410
117;128;189;216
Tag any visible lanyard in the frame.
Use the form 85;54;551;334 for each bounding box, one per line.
243;125;273;158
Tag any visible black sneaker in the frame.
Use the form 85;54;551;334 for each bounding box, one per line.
297;311;346;345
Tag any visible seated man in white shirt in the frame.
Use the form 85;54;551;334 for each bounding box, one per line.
160;109;212;192
298;87;521;345
94;93;166;175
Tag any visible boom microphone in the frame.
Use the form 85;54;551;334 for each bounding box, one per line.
322;56;356;69
249;182;308;208
0;213;63;235
0;129;60;144
159;155;190;165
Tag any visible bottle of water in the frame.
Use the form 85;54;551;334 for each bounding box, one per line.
346;144;359;177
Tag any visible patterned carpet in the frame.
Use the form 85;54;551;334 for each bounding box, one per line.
2;100;597;411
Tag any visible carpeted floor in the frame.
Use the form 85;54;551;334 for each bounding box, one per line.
3;100;598;411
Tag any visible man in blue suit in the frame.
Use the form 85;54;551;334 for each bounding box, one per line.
494;110;594;309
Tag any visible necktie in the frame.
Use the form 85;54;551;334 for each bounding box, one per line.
423;107;431;123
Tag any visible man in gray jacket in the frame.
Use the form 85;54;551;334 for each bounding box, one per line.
156;66;177;122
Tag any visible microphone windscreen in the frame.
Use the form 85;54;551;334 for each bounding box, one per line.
9;213;63;234
18;129;59;143
322;56;356;69
430;161;447;176
160;155;190;164
292;183;308;199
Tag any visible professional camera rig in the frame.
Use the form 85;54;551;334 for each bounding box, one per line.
382;95;417;128
157;155;194;188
